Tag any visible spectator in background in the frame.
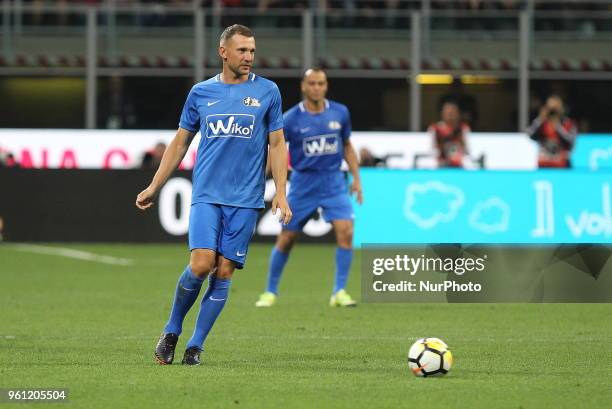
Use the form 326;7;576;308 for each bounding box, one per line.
0;147;18;168
359;147;404;168
527;95;577;168
439;79;479;129
140;142;167;169
359;147;385;167
428;101;470;168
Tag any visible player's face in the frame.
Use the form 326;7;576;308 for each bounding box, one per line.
219;34;256;78
301;71;328;103
441;103;460;125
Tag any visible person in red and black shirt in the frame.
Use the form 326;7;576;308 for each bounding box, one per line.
428;101;470;168
527;95;577;168
0;146;18;168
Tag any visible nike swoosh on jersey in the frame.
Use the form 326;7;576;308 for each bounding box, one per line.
236;251;246;257
300;127;311;133
207;100;221;106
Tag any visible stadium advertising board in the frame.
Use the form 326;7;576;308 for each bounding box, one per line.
354;169;612;244
571;134;612;171
0;168;610;244
0;129;547;170
1;129;608;170
0;170;334;243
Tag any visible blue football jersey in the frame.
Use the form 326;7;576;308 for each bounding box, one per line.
179;72;283;209
283;99;351;172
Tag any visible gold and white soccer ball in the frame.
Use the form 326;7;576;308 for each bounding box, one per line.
408;337;452;377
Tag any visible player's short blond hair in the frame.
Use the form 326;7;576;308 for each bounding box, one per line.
220;24;254;46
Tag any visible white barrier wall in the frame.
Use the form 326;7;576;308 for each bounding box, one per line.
0;129;539;170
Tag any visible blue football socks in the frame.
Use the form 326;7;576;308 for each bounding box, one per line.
333;247;353;293
164;266;204;336
186;275;232;351
265;247;289;295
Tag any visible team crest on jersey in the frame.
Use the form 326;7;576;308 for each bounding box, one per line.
328;120;341;130
303;134;339;157
243;97;261;107
206;114;255;138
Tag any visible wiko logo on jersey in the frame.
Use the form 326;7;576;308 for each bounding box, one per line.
206;114;255;139
303;134;339;157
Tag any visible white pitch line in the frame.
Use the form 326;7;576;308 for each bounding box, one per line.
8;244;134;266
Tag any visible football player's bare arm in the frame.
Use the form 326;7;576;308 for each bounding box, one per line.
343;140;363;205
135;127;195;210
268;128;292;225
265;146;271;176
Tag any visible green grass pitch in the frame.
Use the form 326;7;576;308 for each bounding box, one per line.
1;243;611;408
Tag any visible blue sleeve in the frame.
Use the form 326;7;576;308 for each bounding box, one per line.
178;87;200;133
267;85;284;133
341;105;352;142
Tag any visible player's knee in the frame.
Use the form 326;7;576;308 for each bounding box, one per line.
190;256;215;278
276;240;294;253
216;258;235;279
336;224;353;248
277;232;297;253
215;269;233;280
338;237;352;249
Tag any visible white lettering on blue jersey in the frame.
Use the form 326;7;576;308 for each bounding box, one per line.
302;134;339;157
206;114;255;138
284;99;352;172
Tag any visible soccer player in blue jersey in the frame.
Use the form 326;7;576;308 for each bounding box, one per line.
135;24;291;365
255;68;362;308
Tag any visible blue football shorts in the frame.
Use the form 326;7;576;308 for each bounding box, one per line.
188;202;259;269
284;190;354;232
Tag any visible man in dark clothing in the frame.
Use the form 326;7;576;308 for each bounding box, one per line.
527;95;577;168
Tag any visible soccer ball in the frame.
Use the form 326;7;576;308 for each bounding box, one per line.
408;337;452;377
